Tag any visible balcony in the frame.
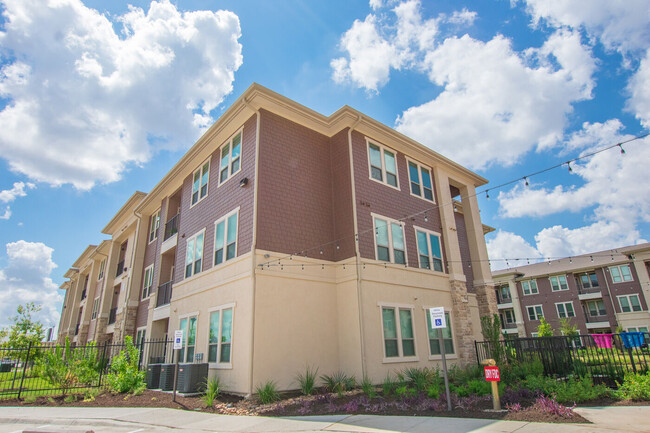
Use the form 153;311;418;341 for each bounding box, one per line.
80;289;87;301
75;324;79;336
156;281;173;308
115;260;125;277
164;214;179;241
108;307;117;325
578;286;602;301
585;314;609;329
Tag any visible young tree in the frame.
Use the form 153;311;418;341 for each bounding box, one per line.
559;318;578;338
537;317;554;337
0;303;45;355
481;314;505;365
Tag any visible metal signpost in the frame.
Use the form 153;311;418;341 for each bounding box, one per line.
172;330;183;402
429;307;452;411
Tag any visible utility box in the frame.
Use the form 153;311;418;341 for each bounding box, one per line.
158;363;176;391
146;364;162;389
176;363;209;393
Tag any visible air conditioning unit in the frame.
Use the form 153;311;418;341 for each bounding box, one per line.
176;363;209;393
146;364;162;389
158;363;176;391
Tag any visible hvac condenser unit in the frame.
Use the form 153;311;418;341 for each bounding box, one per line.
146;364;162;389
158;363;176;391
176;363;209;393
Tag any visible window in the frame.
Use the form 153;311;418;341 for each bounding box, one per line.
585;299;606;316
185;231;205;278
179;316;197;363
142;265;154;299
98;259;106;280
556;302;576;318
610;265;633;283
628;326;649;333
497;285;511;303
550;275;569;291
214;209;238;266
500;309;515;324
208;305;233;365
407;160;434;201
373;215;406;264
368;141;398;188
191;159;210;206
531;332;539;337
618;294;642;313
219;131;242;185
91;298;99;320
415;227;443;271
135;328;146;347
527;305;544;321
427;311;454;356
577;272;599;289
381;306;416;359
149;210;160;243
521;280;539;295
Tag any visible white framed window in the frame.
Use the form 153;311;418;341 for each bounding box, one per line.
149;210;161;243
218;130;242;186
610;265;633;283
414;227;443;272
179;315;198;363
191;159;210;207
628;326;649;333
527;305;544;321
373;214;406;265
584;299;607;317
380;304;416;360
556;301;576;318
577;272;599;289
135;328;146;347
531;332;539;337
142;265;154;299
618;294;642;313
550;275;569;291
407;159;434;202
500;309;515;324
214;209;239;266
185;230;205;278
367;140;399;189
426;311;454;357
208;304;234;367
97;259;106;280
91;298;99;320
521;280;539;295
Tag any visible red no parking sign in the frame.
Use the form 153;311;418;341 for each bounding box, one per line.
484;366;500;381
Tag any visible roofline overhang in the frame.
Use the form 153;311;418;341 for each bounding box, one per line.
102;191;147;235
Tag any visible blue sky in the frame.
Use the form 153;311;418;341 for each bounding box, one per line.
0;0;648;329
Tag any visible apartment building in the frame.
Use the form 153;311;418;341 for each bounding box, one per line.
492;243;650;338
57;83;496;394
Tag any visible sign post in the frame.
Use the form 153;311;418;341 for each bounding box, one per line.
483;363;501;410
429;307;451;411
172;330;183;402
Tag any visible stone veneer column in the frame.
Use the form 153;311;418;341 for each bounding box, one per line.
449;280;476;366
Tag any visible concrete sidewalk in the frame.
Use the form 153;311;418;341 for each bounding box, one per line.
0;405;648;433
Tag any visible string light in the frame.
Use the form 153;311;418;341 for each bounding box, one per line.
524;176;529;187
619;144;625;154
567;162;572;172
485;190;489;199
424;212;428;222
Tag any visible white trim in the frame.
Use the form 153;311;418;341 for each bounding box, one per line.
413;225;445;273
97;258;106;281
148;209;161;244
521;279;539;295
549;274;569;291
526;304;544;321
617;294;642;313
213;207;240;268
555;301;576;318
206;303;235;369
609;264;633;283
379;303;418;363
371;212;408;265
405;157;435;203
190;157;212;208
217;128;244;188
184;229;206;279
178;314;199;363
422;306;457;360
142;264;154;299
366;138;400;191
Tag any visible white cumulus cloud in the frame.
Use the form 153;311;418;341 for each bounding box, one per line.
0;240;61;329
0;181;36;220
486;230;543;271
0;0;243;189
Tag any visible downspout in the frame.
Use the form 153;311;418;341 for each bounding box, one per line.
243;96;261;397
348;114;366;378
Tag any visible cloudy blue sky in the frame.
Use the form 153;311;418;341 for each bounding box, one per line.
0;0;648;329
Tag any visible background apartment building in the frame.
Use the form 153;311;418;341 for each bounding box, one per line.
58;84;496;394
492;243;650;338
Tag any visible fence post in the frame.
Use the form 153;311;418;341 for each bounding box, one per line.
98;341;108;387
138;338;145;370
17;342;32;400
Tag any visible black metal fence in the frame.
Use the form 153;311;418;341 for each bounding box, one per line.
0;338;173;400
475;333;650;385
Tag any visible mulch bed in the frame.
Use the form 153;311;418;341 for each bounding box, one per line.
0;389;605;424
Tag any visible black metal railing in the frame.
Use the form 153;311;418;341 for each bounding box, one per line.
164;214;179;241
115;260;125;277
501;322;517;329
74;324;79;335
156;281;173;307
578;285;602;295
585;314;609;323
108;307;117;325
476;333;650;386
80;289;87;300
496;294;512;304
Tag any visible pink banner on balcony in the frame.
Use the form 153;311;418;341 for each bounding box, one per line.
591;333;614;349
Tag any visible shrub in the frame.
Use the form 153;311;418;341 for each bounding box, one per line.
395;384;417;399
256;380;280;404
202;376;222;407
400;367;434;392
481;314;505;365
466;379;491;396
448;364;482;387
296;365;318;396
554;376;611;404
382;374;397;396
360;375;376;398
106;336;145;394
531;395;576;417
616;371;650;401
426;383;440;399
501;359;544;385
34;338;96;396
321;371;355;397
537;318;554;337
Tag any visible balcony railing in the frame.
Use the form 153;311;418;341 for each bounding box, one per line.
585;314;608;323
80;289;87;300
115;260;125;277
496;294;512;304
164;214;179;241
74;324;79;335
108;307;117;325
156;281;173;308
501;322;517;329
